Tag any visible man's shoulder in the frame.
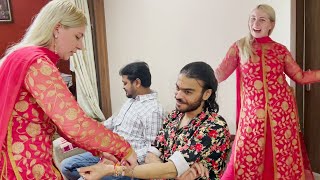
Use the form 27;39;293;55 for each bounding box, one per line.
203;112;228;128
137;96;164;111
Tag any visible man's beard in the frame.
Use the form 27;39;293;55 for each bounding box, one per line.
175;96;203;113
126;93;133;98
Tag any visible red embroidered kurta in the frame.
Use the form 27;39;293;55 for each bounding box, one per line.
215;36;318;180
0;47;132;179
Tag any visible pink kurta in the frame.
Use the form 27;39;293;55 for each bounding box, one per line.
0;47;132;179
215;36;318;180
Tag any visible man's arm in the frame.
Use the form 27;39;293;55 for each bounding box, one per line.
136;110;164;163
145;152;163;164
168;115;231;177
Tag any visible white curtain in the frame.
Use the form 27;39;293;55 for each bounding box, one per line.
70;0;106;120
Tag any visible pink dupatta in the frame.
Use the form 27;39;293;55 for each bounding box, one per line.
0;46;59;149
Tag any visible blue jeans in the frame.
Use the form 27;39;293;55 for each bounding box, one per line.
60;152;136;180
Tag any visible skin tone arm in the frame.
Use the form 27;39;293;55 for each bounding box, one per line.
78;161;177;179
78;153;209;180
176;163;209;180
145;152;163;164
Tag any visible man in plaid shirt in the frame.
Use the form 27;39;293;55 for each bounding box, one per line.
60;61;165;180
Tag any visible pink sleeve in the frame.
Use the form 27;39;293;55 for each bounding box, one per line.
284;49;320;84
215;43;240;83
24;58;132;159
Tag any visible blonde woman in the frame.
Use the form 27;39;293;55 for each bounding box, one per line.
215;4;317;180
0;0;136;179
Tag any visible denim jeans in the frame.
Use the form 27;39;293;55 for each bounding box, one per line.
60;152;137;180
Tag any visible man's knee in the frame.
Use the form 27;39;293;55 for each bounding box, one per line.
60;156;74;173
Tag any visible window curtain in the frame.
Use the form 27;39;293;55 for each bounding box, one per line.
70;0;106;120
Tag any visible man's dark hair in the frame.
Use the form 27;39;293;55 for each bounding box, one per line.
180;61;219;113
119;61;151;88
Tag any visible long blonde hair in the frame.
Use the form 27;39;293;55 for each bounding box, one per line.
1;0;86;62
237;4;276;61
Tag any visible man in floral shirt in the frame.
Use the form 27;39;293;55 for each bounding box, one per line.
77;62;231;180
147;61;231;179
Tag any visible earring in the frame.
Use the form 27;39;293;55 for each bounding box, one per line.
54;35;58;54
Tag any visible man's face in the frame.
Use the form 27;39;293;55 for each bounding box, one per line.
175;74;205;113
122;75;137;98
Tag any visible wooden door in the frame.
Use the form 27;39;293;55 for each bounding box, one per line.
296;0;320;173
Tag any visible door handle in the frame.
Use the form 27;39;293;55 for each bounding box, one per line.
306;84;311;91
306;69;311;92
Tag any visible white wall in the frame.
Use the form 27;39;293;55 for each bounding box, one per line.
104;0;293;134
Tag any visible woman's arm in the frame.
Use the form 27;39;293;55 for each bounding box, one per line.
215;43;240;83
24;58;133;160
284;48;320;84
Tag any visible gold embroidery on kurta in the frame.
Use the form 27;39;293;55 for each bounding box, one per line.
281;101;289;111
254;80;263;90
65;108;78;120
7;117;23;180
40;65;52;76
246;155;253;162
258;137;265;147
285;130;292;139
12;142;25;154
277;76;284;84
237;168;244;175
26;123;41;137
286;156;293;165
256;109;265;119
15;101;29;112
32;164;45;180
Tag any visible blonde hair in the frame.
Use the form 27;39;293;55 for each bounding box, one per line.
237;4;276;60
1;0;86;61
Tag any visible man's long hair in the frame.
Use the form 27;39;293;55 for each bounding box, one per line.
180;61;219;113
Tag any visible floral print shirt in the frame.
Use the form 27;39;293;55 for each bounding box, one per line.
153;109;231;179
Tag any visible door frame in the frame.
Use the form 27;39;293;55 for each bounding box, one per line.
295;0;304;128
87;0;112;118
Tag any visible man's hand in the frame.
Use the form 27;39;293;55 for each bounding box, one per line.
176;162;209;180
145;152;163;164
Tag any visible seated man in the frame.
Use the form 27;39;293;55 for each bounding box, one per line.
78;61;231;180
60;61;165;180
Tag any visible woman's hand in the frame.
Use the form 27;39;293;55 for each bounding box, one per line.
78;163;113;180
101;152;118;164
176;162;209;180
124;150;138;168
101;151;137;168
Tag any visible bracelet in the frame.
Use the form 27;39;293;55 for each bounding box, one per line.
114;162;125;177
114;162;120;177
114;163;118;177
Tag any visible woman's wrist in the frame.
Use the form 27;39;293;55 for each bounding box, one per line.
101;161;135;178
123;148;133;160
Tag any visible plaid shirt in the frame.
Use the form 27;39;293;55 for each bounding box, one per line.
104;91;165;163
